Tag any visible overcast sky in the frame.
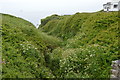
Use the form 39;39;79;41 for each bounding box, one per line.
0;0;111;27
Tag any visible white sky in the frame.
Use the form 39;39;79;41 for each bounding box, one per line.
0;0;111;27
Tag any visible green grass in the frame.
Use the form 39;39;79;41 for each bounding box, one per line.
39;11;119;78
1;13;61;78
1;11;119;78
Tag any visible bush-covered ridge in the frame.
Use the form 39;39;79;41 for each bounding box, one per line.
39;12;119;40
38;11;119;78
1;11;119;78
1;13;61;78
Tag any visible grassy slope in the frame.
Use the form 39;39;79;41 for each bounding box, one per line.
39;12;119;78
39;13;91;40
1;11;119;78
1;13;62;78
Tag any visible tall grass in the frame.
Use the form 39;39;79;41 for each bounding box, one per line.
1;11;119;78
1;13;61;78
39;11;119;78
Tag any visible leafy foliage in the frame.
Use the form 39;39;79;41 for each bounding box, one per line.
39;11;119;78
1;11;119;78
1;13;61;78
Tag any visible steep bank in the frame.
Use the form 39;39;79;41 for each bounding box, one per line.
38;11;119;78
1;11;119;78
1;13;61;78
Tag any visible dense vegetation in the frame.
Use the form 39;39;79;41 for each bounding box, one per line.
39;11;119;78
1;13;61;78
1;11;119;78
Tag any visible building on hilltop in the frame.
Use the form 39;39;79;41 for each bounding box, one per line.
103;0;120;12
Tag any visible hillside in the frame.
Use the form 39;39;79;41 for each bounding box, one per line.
38;11;119;78
1;11;119;78
1;13;61;78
